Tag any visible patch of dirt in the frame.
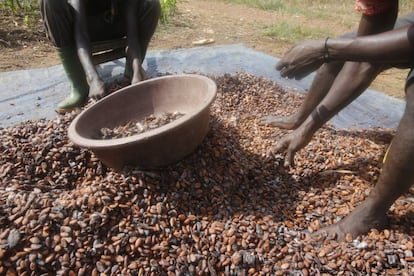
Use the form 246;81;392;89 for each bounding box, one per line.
0;0;407;98
0;11;55;71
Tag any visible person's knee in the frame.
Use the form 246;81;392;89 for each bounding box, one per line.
139;0;161;29
149;0;161;10
146;0;161;18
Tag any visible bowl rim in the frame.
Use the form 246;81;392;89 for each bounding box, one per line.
68;74;217;149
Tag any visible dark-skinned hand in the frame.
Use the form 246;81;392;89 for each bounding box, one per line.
275;39;326;79
269;126;314;167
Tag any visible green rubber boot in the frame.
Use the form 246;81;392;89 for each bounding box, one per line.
56;47;89;113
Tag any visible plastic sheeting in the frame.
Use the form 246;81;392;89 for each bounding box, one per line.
0;44;405;129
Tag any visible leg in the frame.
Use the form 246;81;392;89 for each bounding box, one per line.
125;0;161;81
136;0;161;62
316;73;414;241
39;0;75;47
39;0;89;113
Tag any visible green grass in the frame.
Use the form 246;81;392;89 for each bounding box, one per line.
0;0;177;24
263;22;334;43
213;0;414;43
160;0;177;23
0;0;39;28
0;0;37;12
215;0;284;10
223;0;284;10
2;0;413;40
213;0;359;41
216;0;414;13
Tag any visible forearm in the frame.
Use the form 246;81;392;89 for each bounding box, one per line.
327;25;414;64
300;61;382;133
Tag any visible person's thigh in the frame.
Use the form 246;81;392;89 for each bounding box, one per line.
87;17;126;42
39;0;75;47
86;1;127;42
86;0;161;42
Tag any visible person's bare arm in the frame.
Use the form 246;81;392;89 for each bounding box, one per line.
327;25;414;64
272;6;402;166
277;24;414;79
277;4;399;79
274;24;414;166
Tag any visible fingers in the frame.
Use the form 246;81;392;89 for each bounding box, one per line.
275;60;291;78
271;139;286;156
276;63;299;79
279;66;290;78
268;139;296;167
279;66;313;80
276;58;323;79
275;60;287;71
284;149;294;167
276;58;299;79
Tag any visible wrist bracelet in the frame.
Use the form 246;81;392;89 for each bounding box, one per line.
323;37;330;62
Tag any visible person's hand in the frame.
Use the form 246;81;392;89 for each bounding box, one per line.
269;127;314;167
276;39;326;79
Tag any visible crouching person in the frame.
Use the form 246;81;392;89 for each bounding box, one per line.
39;0;161;113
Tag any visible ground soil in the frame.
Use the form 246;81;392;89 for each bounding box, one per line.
0;0;408;98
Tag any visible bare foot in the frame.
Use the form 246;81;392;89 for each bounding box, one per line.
259;113;301;129
131;64;148;84
89;78;107;99
312;199;389;241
